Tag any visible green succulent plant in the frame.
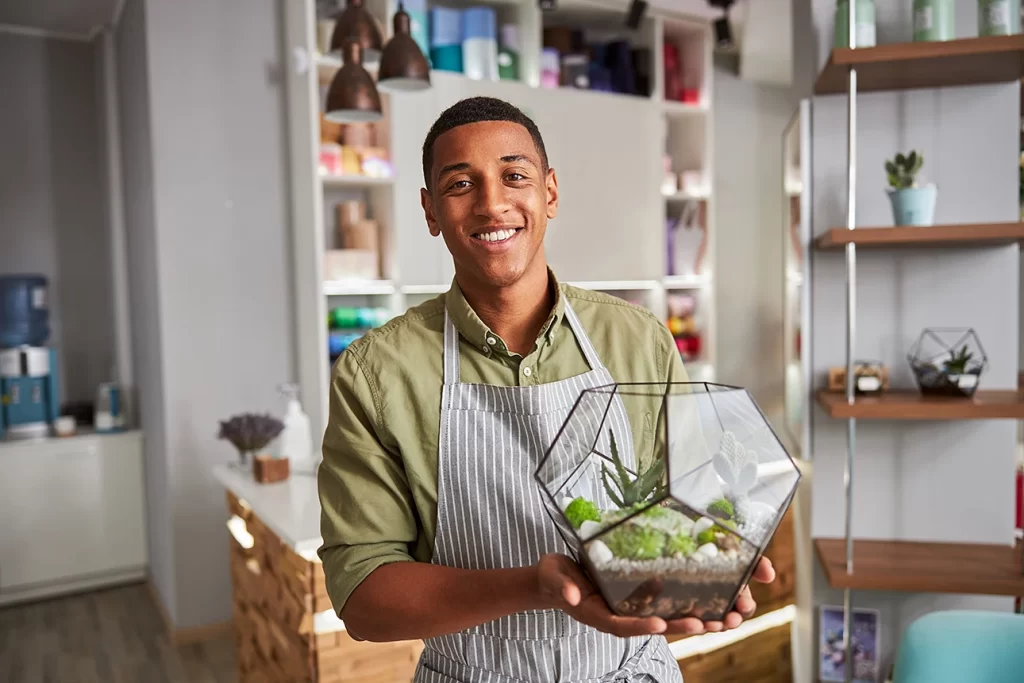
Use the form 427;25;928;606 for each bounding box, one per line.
600;430;665;510
564;497;601;529
696;528;717;546
604;523;665;560
886;150;924;190
942;345;973;375
665;533;697;558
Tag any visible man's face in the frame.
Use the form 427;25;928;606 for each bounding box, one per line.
421;120;558;289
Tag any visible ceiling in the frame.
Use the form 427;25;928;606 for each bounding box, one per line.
0;0;120;39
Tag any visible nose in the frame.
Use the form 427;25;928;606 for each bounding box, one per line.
472;174;513;221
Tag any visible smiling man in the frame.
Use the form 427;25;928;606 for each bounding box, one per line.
317;96;774;683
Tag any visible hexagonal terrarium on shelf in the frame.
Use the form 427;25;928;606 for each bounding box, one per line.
908;327;988;398
535;382;801;622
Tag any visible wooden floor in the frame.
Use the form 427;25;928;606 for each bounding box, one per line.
0;582;235;683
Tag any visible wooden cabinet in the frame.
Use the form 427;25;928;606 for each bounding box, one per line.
225;491;423;682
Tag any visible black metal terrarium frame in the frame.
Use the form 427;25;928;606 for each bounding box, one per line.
907;327;989;398
533;380;802;620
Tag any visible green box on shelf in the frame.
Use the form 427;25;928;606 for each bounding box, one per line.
913;0;957;41
535;382;801;622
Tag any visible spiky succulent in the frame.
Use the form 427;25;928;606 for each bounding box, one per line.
564;497;601;529
943;345;973;375
886;150;923;189
601;431;665;510
665;533;696;558
604;523;665;560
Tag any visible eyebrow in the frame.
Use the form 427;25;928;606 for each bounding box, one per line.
436;154;538;182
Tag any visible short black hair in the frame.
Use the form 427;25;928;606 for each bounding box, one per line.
421;96;549;189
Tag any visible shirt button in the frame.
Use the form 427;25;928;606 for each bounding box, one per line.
481;345;490;354
523;367;532;377
487;336;496;345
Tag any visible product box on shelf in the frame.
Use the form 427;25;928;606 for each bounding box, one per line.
536;382;800;621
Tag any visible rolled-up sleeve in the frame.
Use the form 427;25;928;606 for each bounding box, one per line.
317;349;417;615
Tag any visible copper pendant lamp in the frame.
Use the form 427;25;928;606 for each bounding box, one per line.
328;0;384;65
324;39;383;123
377;2;431;92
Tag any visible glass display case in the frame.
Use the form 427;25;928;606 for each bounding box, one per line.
535;382;801;621
783;100;812;458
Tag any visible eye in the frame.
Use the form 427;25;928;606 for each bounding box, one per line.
506;172;527;182
448;179;471;191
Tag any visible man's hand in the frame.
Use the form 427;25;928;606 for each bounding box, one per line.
536;553;776;638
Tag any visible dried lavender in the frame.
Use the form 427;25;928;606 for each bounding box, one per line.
218;413;284;464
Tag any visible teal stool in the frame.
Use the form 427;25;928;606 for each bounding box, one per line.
893;610;1024;683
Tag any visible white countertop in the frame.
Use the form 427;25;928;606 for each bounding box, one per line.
213;463;324;560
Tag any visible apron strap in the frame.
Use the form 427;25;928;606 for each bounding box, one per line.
562;301;605;372
443;308;460;386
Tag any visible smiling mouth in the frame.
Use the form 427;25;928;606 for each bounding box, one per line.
472;228;523;243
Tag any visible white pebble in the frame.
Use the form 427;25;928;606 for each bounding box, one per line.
692;517;715;539
579;520;602;539
560;496;574;511
588;540;614;564
696;542;719;558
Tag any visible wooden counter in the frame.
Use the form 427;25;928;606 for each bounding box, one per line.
219;470;422;683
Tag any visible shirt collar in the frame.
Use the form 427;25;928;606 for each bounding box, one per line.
445;268;566;357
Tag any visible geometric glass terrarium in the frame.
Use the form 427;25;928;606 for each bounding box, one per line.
907;327;988;398
535;382;801;622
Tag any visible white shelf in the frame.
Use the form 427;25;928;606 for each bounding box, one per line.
663;99;707;116
569;279;662;291
321;174;394;188
400;283;450;295
664;189;711;202
663;274;711;289
323;279;395;296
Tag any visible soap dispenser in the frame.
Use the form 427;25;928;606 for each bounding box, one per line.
279;383;315;474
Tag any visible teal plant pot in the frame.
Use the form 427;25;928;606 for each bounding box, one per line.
888;185;937;226
913;0;956;41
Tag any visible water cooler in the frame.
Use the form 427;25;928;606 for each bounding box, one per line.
0;275;60;439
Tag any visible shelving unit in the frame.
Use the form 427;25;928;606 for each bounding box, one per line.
809;15;1024;682
284;0;720;435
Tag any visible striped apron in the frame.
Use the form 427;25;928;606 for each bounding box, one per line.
414;302;682;683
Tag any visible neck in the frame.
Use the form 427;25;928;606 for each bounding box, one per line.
457;259;553;356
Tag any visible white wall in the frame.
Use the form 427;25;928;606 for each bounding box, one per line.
807;0;1020;675
0;33;116;404
115;0;176;623
114;0;295;628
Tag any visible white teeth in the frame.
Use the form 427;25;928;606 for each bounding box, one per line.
475;229;516;242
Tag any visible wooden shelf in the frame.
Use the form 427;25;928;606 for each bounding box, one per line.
815;222;1024;250
815;389;1024;420
815;35;1024;95
814;538;1024;597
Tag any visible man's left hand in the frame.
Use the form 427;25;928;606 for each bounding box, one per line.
664;556;776;636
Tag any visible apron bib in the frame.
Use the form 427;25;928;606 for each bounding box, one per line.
414;302;682;683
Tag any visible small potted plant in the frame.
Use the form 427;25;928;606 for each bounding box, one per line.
885;150;937;226
908;328;987;398
218;413;285;469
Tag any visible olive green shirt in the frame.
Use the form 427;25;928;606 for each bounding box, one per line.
318;271;690;613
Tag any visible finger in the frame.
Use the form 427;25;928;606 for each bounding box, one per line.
722;611;744;630
664;617;705;636
702;620;724;633
734;586;756;618
752;556;775;583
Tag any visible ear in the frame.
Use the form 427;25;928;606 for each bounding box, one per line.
545;167;559;220
421;187;441;237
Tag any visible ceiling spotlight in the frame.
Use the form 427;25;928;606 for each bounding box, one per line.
329;0;384;65
708;0;736;50
324;39;383;124
378;2;431;92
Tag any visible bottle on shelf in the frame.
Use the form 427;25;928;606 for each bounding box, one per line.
430;7;463;73
462;7;499;81
278;383;315;473
498;24;519;81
